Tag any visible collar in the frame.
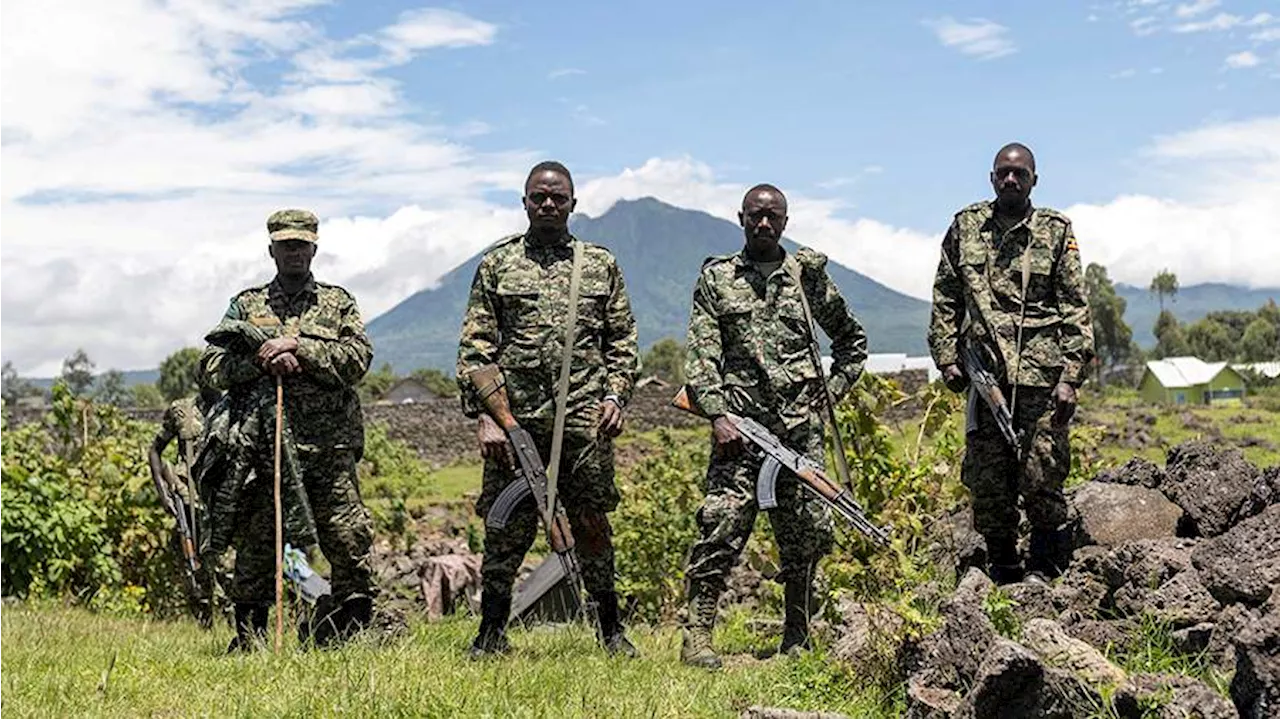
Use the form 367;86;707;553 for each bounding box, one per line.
734;247;796;281
268;274;317;299
524;229;573;249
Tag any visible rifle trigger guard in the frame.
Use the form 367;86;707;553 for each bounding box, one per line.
486;480;532;530
756;456;782;511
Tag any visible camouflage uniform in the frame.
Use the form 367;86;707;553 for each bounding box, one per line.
155;396;231;622
456;232;639;601
682;247;867;638
199;274;375;608
928;200;1094;575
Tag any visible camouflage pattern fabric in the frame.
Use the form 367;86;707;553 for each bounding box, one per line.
456;233;640;426
685;423;834;593
456;231;638;600
227;448;373;605
197;274;374;603
928;200;1095;388
682;247;866;590
683;248;868;431
962;387;1069;538
267;208;319;243
477;425;618;598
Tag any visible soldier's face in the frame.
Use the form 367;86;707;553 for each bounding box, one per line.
269;240;316;278
739;191;788;249
990;150;1036;208
523;171;576;233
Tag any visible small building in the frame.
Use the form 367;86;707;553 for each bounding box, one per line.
1139;357;1247;406
1232;361;1280;380
381;378;441;404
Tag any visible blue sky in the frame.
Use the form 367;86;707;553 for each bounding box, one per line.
2;0;1278;374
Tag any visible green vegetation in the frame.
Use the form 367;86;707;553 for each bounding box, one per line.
0;604;899;719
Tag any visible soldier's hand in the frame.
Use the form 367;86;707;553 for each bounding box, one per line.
151;465;177;515
1050;382;1078;429
711;416;745;459
598;399;624;439
265;352;301;376
477;414;511;466
941;364;968;393
256;336;299;365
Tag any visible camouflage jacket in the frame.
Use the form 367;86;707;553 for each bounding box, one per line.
928;200;1095;388
684;247;868;431
456;232;640;430
198;275;371;450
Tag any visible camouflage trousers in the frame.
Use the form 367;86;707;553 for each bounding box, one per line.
963;385;1070;539
685;424;834;594
230;447;374;605
477;424;620;599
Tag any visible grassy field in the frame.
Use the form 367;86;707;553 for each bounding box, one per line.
1;604;896;719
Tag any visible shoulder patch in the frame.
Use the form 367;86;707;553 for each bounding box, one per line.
1065;235;1079;252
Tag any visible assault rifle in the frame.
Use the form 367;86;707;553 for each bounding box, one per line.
156;474;202;580
961;341;1024;462
670;387;891;548
466;364;588;618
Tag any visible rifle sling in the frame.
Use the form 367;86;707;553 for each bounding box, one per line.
546;239;583;517
783;258;856;492
1010;248;1030;417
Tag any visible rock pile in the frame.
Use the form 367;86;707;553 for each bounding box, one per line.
882;441;1279;718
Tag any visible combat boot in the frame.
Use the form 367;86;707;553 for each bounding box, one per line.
468;591;511;659
680;583;722;669
593;591;639;658
778;580;816;656
226;603;268;653
985;534;1024;585
1026;527;1073;584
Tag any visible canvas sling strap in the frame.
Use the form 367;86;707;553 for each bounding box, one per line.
546;239;584;517
1009;247;1032;418
784;258;857;491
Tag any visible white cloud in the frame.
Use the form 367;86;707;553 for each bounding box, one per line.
548;68;587;79
1111;68;1139;79
1173;12;1242;32
1131;16;1160;35
1225;51;1262;68
1175;0;1220;18
923;17;1017;60
1253;27;1280;42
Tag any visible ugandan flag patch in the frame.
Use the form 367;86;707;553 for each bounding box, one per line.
1065;235;1079;252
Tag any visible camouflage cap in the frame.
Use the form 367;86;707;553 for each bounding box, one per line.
267;209;319;243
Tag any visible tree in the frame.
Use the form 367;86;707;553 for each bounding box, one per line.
1149;269;1179;312
1185;318;1233;362
157;347;203;401
93;369;132;407
1153;310;1189;359
1084;263;1134;377
130;383;166;409
641;338;687;384
2;361;38;406
409;368;460;398
60;349;96;397
1239;317;1279;362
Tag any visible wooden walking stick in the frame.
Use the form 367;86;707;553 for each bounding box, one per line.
273;375;285;654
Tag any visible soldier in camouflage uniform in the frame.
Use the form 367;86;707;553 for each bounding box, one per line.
680;184;868;669
928;143;1095;585
456;161;640;658
199;209;377;651
147;383;230;627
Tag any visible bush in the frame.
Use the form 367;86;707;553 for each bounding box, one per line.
1;382;183;615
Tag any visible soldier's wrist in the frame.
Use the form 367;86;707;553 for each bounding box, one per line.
604;394;625;410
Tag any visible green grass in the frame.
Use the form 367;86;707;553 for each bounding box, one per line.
1;604;897;719
424;462;482;502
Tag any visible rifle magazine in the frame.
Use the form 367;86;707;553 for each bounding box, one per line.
756;456;782;510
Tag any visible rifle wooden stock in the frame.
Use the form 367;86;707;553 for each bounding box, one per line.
669;386;704;417
548;514;576;554
469;364;518;431
795;468;840;502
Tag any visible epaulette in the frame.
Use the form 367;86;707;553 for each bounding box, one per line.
314;280;355;298
493;233;524;248
1033;206;1072;226
793;245;829;269
955;200;994;218
232;283;270;301
700;254;735;271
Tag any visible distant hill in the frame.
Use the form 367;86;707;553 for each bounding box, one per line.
1116;283;1280;348
366;198;934;372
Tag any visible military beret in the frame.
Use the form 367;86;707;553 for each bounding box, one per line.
267;209;319;243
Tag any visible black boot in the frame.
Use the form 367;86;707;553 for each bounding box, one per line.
468;591;512;659
227;603;268;653
779;581;815;656
593;591;638;658
985;534;1024;585
1027;528;1072;583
